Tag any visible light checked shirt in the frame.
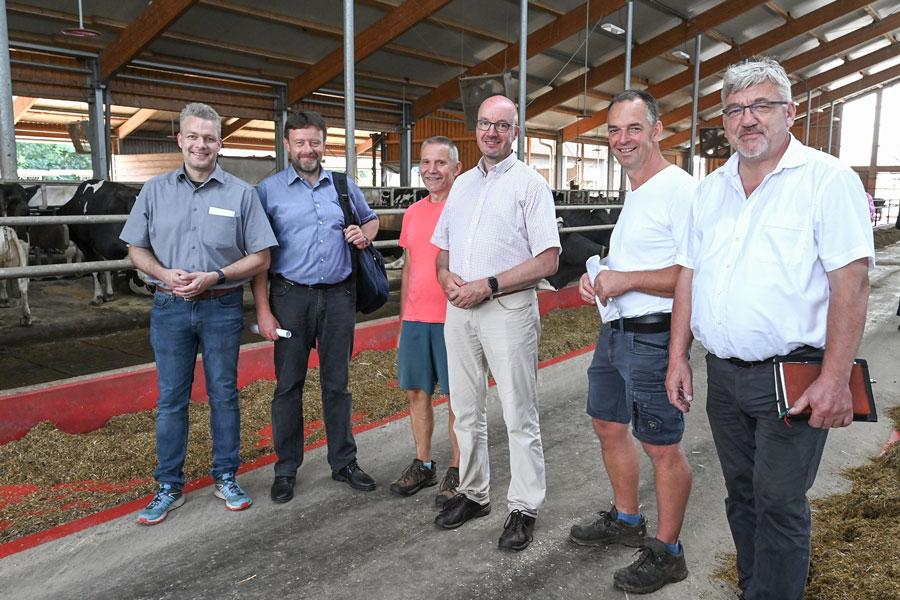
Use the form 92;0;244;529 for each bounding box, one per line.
431;152;560;281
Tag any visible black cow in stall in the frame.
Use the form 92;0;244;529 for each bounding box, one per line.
58;180;147;305
546;206;620;290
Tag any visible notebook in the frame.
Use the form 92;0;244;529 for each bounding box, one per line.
774;358;877;422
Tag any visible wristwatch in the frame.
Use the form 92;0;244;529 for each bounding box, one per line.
214;269;227;285
488;276;499;297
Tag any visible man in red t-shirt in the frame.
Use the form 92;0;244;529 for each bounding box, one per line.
390;136;462;506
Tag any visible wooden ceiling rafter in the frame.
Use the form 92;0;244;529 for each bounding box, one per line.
12;96;36;124
116;108;157;139
287;0;453;104
99;0;199;81
356;0;510;45
527;0;770;120
411;0;627;121
561;0;880;141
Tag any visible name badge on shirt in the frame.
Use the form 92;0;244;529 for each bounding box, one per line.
209;206;235;218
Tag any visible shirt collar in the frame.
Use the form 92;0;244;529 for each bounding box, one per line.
286;165;332;188
177;162;225;186
721;133;805;182
477;151;517;176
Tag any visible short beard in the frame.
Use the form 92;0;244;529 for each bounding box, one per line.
290;156;321;176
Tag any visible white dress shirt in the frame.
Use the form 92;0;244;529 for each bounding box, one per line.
678;135;874;361
598;164;695;321
432;152;561;281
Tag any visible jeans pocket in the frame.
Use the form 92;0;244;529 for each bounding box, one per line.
153;292;174;308
215;290;243;308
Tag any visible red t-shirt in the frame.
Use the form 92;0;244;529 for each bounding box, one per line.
399;196;447;323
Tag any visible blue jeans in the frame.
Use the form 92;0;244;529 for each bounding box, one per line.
269;278;357;476
149;289;244;487
586;323;684;445
705;353;827;600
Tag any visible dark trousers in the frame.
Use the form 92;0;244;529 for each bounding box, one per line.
270;278;357;476
705;353;828;600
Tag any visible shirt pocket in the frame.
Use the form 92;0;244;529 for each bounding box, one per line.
757;217;808;267
202;214;238;248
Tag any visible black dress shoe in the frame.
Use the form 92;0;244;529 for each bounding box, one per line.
498;509;536;551
434;493;490;529
270;476;295;504
331;460;377;491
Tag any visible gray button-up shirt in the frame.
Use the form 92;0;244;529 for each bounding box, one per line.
120;164;277;287
432;152;560;281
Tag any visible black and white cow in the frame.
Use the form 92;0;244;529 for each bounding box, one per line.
0;184;33;325
546;207;620;290
59;180;145;304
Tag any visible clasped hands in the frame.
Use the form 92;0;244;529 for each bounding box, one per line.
160;268;217;299
439;271;491;309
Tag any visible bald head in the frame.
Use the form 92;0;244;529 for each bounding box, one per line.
476;95;519;168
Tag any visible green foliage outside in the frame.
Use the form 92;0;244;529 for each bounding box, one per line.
16;142;92;172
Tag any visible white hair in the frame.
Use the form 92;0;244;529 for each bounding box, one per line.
721;57;792;104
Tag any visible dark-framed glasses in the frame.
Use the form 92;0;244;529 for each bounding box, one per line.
476;119;514;133
722;101;791;119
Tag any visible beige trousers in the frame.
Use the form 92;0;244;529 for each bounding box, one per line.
444;288;546;516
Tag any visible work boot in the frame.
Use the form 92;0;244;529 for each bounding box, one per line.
613;538;688;594
569;505;646;547
435;466;459;507
389;459;437;496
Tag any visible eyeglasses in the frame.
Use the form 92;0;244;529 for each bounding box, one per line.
476;119;514;133
722;101;791;119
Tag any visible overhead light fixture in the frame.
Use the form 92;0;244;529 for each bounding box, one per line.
671;50;691;60
62;0;101;38
600;23;625;35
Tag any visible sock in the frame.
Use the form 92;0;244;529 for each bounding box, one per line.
663;540;682;556
422;461;433;470
616;510;642;526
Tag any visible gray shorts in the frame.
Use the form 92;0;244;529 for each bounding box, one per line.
586;323;684;445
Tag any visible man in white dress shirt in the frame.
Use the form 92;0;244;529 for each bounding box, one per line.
431;95;560;552
569;90;695;595
666;57;873;600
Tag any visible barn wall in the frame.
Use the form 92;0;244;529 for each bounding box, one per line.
383;113;487;173
111;154;277;184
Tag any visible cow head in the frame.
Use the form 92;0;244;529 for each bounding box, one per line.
0;183;35;237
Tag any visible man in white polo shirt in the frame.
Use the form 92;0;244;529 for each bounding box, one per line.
569;90;695;595
666;57;873;600
431;95;560;552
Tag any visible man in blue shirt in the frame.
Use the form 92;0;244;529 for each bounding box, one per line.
252;111;380;504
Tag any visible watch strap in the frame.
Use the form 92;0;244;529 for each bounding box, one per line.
215;269;226;285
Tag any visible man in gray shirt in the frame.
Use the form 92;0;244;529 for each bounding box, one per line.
121;102;277;525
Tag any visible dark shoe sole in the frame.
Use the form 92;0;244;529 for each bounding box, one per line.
568;532;645;548
389;476;437;497
270;491;294;504
331;472;377;492
434;504;490;529
498;536;533;552
613;568;688;594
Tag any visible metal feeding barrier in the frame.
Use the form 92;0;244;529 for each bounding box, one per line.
0;192;623;280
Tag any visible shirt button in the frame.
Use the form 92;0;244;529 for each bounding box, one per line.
320;258;325;262
191;246;196;250
319;240;323;244
319;220;323;225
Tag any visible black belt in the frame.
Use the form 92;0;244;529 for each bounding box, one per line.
609;312;671;334
724;345;822;368
274;273;347;290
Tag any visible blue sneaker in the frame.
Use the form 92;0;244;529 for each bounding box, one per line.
137;483;184;525
214;473;252;511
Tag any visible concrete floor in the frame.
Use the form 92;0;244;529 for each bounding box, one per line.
1;245;898;600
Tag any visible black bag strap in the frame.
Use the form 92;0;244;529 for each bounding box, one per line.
332;171;359;278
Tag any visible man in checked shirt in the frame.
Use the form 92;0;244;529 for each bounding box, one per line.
431;95;560;552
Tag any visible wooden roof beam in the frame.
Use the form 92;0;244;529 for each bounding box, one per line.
99;0;199;81
357;0;509;44
562;0;878;141
287;0;452;104
412;0;627;121
527;0;769;120
12;96;35;124
221;118;254;140
116;108;157;140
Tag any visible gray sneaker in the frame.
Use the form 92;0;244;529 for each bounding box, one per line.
435;466;459;507
613;538;688;594
569;505;646;547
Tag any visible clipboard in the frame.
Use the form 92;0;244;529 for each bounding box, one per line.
774;358;877;422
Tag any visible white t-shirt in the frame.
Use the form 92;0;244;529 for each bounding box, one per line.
597;164;696;321
678;135;875;361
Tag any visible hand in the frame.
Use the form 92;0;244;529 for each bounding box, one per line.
593;270;626;307
789;373;853;429
172;271;216;299
665;357;694;413
160;268;192;289
256;310;282;342
344;224;369;249
438;269;465;303
452;279;491;309
579;272;595;304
